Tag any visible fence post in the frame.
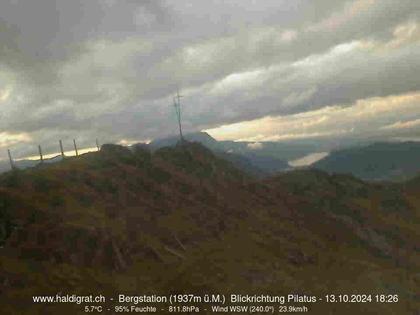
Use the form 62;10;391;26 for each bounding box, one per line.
7;149;15;170
59;140;65;159
38;145;44;163
73;139;78;156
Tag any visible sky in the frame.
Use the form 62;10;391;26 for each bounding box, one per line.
0;0;419;159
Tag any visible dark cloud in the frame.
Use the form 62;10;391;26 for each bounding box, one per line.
0;0;419;159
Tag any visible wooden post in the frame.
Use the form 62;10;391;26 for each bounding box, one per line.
149;245;165;263
164;245;185;260
59;140;65;158
7;149;15;170
73;139;78;156
38;145;43;163
96;138;100;151
174;234;186;251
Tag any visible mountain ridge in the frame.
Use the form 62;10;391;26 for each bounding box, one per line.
312;141;420;181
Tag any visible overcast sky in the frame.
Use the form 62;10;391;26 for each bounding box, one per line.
1;0;420;159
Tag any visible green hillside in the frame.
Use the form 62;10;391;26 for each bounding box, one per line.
0;142;419;314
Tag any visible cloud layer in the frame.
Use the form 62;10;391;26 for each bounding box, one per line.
0;0;419;159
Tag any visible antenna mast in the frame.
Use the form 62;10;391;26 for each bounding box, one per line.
173;88;184;142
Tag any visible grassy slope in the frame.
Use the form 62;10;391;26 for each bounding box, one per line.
0;143;419;314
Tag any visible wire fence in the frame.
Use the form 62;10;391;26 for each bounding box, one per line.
5;138;101;171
